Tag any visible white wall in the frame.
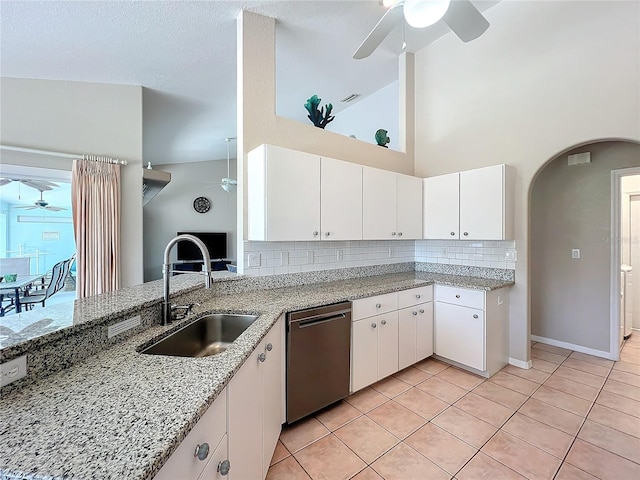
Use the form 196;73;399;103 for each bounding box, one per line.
327;81;400;151
143;159;237;281
413;0;640;362
0;77;144;288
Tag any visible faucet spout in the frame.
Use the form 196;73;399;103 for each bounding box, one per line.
162;234;212;325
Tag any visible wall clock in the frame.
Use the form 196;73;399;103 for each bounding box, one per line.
193;196;212;213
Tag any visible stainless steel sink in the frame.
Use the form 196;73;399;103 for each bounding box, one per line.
140;313;258;357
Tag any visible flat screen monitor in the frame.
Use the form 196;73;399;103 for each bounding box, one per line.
177;232;227;261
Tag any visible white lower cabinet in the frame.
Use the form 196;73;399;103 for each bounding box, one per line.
434;285;509;377
154;388;228;480
351;286;433;393
228;316;284;480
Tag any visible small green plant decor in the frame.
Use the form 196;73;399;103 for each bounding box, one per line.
304;95;335;129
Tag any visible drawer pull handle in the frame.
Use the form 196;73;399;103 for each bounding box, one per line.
218;459;231;476
450;232;455;236
194;443;210;461
473;314;479;319
371;323;377;328
397;232;403;237
258;353;266;363
412;311;418;316
325;231;331;236
415;294;421;299
375;303;381;308
455;294;461;298
419;309;424;314
463;232;469;236
313;231;319;236
381;320;387;325
266;343;273;352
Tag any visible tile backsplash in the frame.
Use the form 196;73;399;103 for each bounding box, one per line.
244;239;517;276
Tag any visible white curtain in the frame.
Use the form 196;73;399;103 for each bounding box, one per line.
71;160;121;298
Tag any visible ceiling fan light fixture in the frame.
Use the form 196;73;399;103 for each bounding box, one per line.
403;0;451;28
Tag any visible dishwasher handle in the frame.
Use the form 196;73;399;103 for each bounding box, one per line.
293;312;348;329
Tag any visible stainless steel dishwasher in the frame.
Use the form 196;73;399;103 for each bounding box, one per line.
286;301;352;424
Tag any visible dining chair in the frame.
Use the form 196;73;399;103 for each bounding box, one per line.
19;257;73;310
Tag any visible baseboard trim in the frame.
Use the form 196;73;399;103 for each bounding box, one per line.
531;335;616;361
508;357;532;369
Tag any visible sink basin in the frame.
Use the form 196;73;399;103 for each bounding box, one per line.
141;313;258;357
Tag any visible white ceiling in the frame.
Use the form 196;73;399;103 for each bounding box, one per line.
1;0;498;165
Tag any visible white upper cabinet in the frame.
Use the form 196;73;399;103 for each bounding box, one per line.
363;166;423;240
248;144;320;241
320;157;363;240
423;164;513;240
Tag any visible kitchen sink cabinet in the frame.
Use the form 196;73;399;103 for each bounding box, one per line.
228;316;284;480
362;167;423;240
247;144;362;241
154;387;228;480
434;285;509;377
423;164;514;240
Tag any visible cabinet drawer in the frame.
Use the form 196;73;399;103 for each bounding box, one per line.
352;292;398;320
154;389;228;480
398;286;433;309
435;285;484;309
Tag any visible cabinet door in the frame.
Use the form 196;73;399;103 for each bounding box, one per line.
459;164;504;240
321;157;363;240
396;173;423;240
363;167;397;239
377;311;399;379
435;302;484;371
261;318;284;477
423;173;459;239
398;307;417;370
197;435;228;480
351;317;379;392
228;348;262;480
416;302;434;362
265;145;321;241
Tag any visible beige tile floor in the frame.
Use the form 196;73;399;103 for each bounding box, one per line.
267;336;640;480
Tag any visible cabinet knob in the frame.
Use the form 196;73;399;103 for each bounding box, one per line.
455;294;461;298
313;231;319;236
473;314;479;319
412;311;418;316
391;232;396;236
194;443;210;461
325;231;331;236
265;343;273;352
419;309;425;314
397;232;403;237
463;232;469;236
371;323;377;328
218;459;231;476
415;294;421;299
381;319;387;325
375;303;381;308
258;353;266;363
450;232;455;236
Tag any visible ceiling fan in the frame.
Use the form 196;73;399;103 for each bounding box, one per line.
353;0;490;59
0;178;59;192
15;190;67;212
205;138;237;193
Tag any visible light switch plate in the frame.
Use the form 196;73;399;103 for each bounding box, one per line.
248;253;261;267
1;355;27;387
505;250;517;261
572;249;581;259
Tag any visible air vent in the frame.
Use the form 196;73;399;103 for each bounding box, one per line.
340;94;360;103
568;152;591;166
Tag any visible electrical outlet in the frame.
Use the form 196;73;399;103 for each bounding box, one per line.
336;250;343;261
248;253;261;267
572;249;581;259
505;250;517;261
280;252;289;266
108;315;141;339
1;355;27;387
307;251;314;264
388;247;393;258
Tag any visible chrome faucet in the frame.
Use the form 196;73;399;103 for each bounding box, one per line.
162;234;212;326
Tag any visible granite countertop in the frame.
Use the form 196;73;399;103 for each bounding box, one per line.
0;272;512;480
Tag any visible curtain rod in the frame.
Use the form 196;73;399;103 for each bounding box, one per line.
0;144;129;166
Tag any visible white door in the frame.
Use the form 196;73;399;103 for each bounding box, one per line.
321;157;363;240
351;317;379;392
423;173;459;239
396;174;423;240
435;302;485;371
398;306;417;370
363;167;397;239
416;303;434;361
377;311;399;379
265;145;320;241
631;195;640;331
459;164;505;240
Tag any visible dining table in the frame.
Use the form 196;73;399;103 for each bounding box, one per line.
0;274;46;317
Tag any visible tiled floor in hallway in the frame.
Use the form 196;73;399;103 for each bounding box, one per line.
267;336;640;480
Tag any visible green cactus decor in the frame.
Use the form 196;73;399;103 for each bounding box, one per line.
375;129;390;148
304;95;335;129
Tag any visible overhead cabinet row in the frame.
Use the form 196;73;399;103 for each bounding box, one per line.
248;144;513;242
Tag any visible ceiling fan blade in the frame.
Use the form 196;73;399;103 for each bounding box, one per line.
443;0;489;43
0;178;12;187
353;2;405;59
44;206;66;211
19;179;58;191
